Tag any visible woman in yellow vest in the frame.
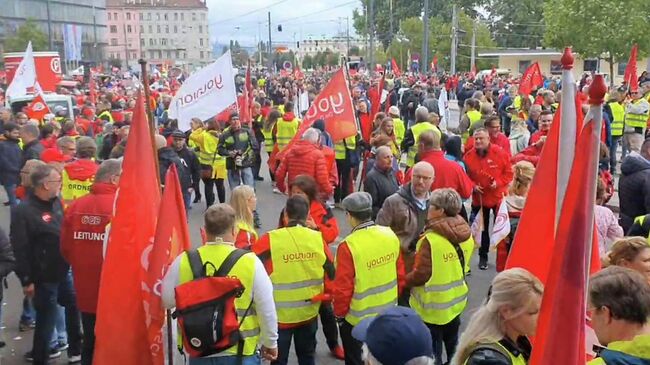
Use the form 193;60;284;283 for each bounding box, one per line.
189;119;226;208
459;98;481;142
451;268;543;365
407;188;474;365
229;185;258;250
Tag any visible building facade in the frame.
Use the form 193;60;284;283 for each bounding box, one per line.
0;0;107;64
106;0;211;71
294;36;365;58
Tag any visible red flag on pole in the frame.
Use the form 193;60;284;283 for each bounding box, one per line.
369;73;385;118
391;58;401;76
25;92;51;120
94;92;162;365
624;44;639;92
519;62;544;95
238;62;253;125
529;75;607;365
432;55;438;73
274;68;357;161
143;164;191;365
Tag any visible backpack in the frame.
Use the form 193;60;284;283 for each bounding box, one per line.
172;248;252;359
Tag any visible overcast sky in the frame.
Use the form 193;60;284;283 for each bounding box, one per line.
206;0;361;47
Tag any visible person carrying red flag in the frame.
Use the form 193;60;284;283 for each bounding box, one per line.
60;159;121;365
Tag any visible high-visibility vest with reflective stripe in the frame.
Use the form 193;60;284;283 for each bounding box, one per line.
462;110;482;141
276;119;299;150
237;221;258;241
633;215;650;243
625;99;649;129
410;231;474;325
97;110;114;123
196;131;226;178
343;225;400;325
261;127;274;153
269;226;325;324
60;168;94;207
334;136;356;160
609;101;625;137
406;122;441;167
393;118;406;146
463;342;527;365
177;244;261;356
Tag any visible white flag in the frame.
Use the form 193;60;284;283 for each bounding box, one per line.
6;42;36;100
470;208;484;247
490;199;511;247
169;51;236;130
438;87;450;131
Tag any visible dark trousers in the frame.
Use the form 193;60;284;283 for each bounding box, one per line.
32;272;82;365
339;320;363;365
610;135;622;172
319;303;340;349
272;319;318;365
427;315;461;365
81;312;96;365
471;206;496;260
253;149;262;179
202;177;225;208
335;159;352;203
193;179;202;201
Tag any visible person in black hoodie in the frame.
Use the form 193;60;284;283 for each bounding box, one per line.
618;138;650;232
155;135;192;210
11;164;82;363
19;124;44;167
0;226;16;348
0;123;23;206
170;130;201;208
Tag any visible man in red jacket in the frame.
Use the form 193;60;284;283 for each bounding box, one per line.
275;128;333;196
465;116;512;156
464;127;513;270
60;159;121;365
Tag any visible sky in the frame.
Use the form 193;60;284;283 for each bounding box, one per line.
206;0;361;48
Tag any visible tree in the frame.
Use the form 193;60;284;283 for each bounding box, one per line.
109;58;122;69
302;54;314;69
4;19;49;52
485;0;545;48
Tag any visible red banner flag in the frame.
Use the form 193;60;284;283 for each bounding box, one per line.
94;92;162;365
369;73;385;119
275;68;357;161
238;64;252;125
624;44;638;92
216;102;239;123
143;164;191;365
25;92;51;120
432;55;438;72
519;62;544;95
294;65;304;80
391;58;401;76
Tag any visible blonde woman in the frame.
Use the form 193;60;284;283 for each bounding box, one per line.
496;161;535;271
229;185;258;250
452;268;543;365
604;237;650;283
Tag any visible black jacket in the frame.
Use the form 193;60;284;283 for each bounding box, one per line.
218;127;258;170
364;166;399;219
0;138;22;185
21;140;44;167
158;147;192;192
10;194;67;285
176;146;201;187
618;153;650;232
0;226;15;302
465;337;531;365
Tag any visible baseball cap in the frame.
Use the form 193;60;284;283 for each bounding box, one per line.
341;192;372;213
352;306;433;365
171;129;186;139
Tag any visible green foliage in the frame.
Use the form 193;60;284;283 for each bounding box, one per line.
485;0;545;48
349;46;361;56
543;0;650;61
302;54;314;69
4;19;49;52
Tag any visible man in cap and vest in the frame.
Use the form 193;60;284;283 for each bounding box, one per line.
624;88;650;159
252;196;335;365
333;191;405;365
162;204;279;364
401;106;441;170
61;137;98;208
606;91;626;171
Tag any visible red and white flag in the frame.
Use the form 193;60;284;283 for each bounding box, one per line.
25;83;51;120
519;62;544;95
490;199;510;247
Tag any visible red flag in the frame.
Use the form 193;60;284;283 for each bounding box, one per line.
624;44;638;92
25;92;51;120
274;68;357;161
530;76;607;365
94;92;162;365
238;64;252;125
470;64;478;79
216;102;239;123
369;73;385;118
391;58;401;76
143;164;191;365
519;62;544;95
89;77;97;105
432;55;438;72
294;65;304;80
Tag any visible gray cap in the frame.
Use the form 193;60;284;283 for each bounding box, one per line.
342;192;373;213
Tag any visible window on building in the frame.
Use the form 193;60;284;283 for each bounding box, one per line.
110;25;117;33
149;38;154;46
125;52;129;60
200;51;204;59
584;59;598;72
110;38;118;46
140;25;144;33
108;12;111;20
174;13;178;21
157;25;161;33
132;52;137;59
200;38;203;46
618;62;628;76
147;13;151;20
192;13;196;21
139;13;143;20
150;51;155;59
166;51;171;58
174;25;178;33
201;13;206;20
181;13;185;21
518;60;531;75
141;38;145;46
114;12;118;19
127;13;131;20
164;13;168;21
550;60;562;75
141;52;146;59
127;25;132;33
161;38;167;46
156;13;160;20
175;50;180;58
165;25;169;33
157;50;162;58
199;25;203;33
149;25;153;33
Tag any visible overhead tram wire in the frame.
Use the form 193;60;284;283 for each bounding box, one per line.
274;0;358;25
209;0;292;25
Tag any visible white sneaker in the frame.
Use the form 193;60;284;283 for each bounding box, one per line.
273;187;282;194
69;354;82;364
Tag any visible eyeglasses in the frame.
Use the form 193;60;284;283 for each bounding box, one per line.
412;174;433;181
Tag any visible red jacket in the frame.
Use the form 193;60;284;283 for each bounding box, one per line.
278;200;340;244
234;227;257;250
333;227;406;318
405;150;474;199
512;143;543;166
465;132;512;157
251;224;335;328
275;140;333;195
60;182;117;313
464;144;514;208
529;129;549;146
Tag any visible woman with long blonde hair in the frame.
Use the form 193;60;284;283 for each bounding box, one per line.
452;268;543;365
604;237;650;283
229;185;258;250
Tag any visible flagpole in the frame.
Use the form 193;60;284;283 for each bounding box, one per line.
342;61;366;192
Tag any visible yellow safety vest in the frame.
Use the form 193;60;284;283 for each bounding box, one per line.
463;342;527;365
609;101;625;137
268;226;325;324
277;105;285;115
342;225;400;325
60;169;94;207
513;95;534;111
193;130;226;179
588;334;650;365
625;99;649;129
276;119;299;151
406;122;441;167
261;127;274;153
237;221;258;241
410;232;474;325
177;244;261;356
462;110;482;141
334;136;356;160
392;117;406;146
97;110;114;123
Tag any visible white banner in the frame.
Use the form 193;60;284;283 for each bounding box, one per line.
490;199;511;247
6;41;36;100
63;24;83;61
438;87;450;131
169;51;236;130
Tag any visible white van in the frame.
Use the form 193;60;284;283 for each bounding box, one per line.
5;93;75;118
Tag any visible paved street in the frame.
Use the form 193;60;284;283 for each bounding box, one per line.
0;159;498;365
